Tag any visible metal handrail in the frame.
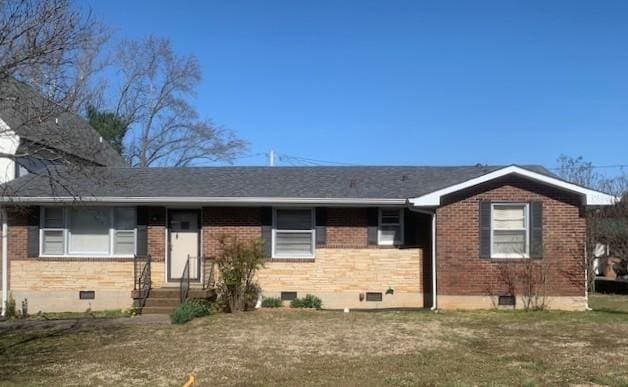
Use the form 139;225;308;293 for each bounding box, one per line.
134;254;152;309
180;255;191;303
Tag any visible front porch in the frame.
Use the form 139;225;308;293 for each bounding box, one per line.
131;254;217;314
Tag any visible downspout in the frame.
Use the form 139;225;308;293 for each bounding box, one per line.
430;212;437;311
407;206;437;311
1;208;7;316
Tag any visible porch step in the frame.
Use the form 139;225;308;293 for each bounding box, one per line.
135;287;217;315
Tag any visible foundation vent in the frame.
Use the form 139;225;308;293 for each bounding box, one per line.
280;291;297;301
498;295;515;306
365;292;383;302
79;291;95;300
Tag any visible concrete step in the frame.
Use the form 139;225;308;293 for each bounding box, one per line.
141;306;177;315
144;298;180;307
148;288;216;299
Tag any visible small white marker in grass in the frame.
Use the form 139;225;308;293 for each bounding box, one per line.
344;308;350;313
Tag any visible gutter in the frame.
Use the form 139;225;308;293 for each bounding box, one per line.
0;196;407;206
1;208;7;317
407;206;437;311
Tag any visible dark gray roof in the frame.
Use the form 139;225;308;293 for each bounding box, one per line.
2;165;554;200
0;78;128;167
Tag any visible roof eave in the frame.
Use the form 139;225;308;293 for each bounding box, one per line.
408;165;618;207
0;196;408;206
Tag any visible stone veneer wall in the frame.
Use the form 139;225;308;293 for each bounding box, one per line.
256;247;423;309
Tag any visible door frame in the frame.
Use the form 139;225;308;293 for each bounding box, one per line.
166;208;202;283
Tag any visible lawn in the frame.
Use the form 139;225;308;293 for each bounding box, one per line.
1;295;628;386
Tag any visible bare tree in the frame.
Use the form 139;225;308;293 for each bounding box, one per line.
556;155;604;189
109;36;245;167
0;0;109;112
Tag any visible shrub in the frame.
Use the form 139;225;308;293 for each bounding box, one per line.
290;294;322;309
170;299;212;324
4;293;17;319
215;235;265;313
261;297;282;308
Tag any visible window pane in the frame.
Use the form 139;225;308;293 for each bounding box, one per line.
493;230;527;255
381;210;401;224
114;207;136;230
276;210;312;230
275;232;313;256
42;230;64;255
44;208;64;228
493;205;525;229
380;225;401;244
114;230;135;255
69;208;110;254
494;218;525;229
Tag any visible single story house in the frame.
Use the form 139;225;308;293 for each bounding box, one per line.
0;164;616;313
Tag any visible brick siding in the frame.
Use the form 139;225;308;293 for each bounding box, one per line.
436;176;586;298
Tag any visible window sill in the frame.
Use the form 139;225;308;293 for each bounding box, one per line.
489;257;541;263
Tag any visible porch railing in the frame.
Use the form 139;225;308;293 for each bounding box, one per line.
180;255;192;303
133;254;152;308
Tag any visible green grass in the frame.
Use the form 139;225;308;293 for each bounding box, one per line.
0;295;628;386
589;293;628;313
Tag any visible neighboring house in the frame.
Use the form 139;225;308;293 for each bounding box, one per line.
0;77;127;183
0;164;616;313
0;77;127;314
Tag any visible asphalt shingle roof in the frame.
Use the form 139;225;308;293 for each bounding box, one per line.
3;165;553;200
0;78;128;167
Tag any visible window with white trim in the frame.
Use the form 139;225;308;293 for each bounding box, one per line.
272;208;314;258
378;208;404;245
491;203;529;258
41;207;137;256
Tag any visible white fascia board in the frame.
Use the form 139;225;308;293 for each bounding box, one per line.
408;165;617;207
0;196;407;206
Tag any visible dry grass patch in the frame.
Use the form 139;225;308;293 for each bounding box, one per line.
1;297;628;386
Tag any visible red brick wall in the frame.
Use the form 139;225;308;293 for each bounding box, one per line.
436;176;586;297
7;209;28;261
202;207;262;257
147;207;166;262
325;208;368;248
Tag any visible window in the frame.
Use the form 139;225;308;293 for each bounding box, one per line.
378;208;404;245
273;208;314;258
40;207;137;257
69;208;110;254
491;203;529;258
42;208;65;255
114;208;136;255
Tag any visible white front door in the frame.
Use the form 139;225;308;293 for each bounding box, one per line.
168;211;200;281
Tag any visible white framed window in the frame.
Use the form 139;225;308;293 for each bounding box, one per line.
41;207;65;255
272;208;315;258
491;203;529;258
40;207;137;257
378;208;404;246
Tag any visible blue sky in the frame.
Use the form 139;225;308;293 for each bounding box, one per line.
85;0;628;171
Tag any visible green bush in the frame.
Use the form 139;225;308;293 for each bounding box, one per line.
215;235;265;313
170;299;212;324
290;294;322;309
4;293;17;319
261;297;282;308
